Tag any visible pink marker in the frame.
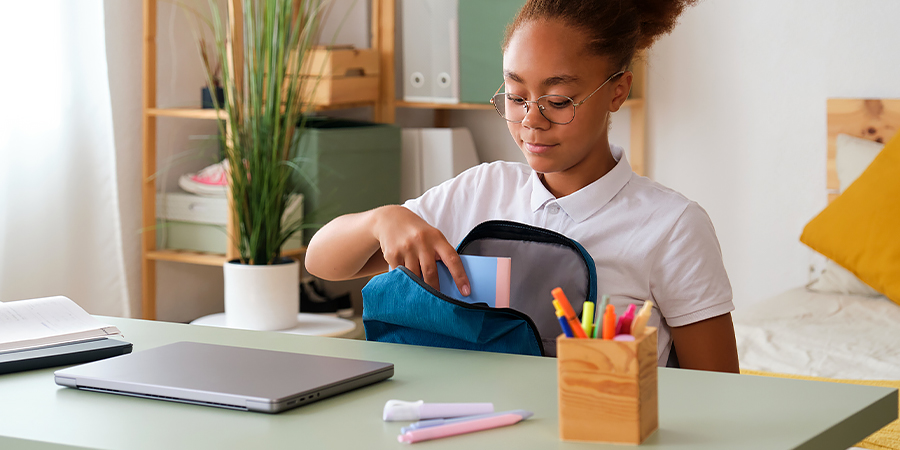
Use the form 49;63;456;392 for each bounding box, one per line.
398;411;533;444
615;304;637;336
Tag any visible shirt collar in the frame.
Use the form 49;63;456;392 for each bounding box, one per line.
530;172;556;212
529;145;633;223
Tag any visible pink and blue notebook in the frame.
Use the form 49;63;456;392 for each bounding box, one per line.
436;255;511;308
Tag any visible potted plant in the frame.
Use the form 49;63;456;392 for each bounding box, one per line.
191;0;329;330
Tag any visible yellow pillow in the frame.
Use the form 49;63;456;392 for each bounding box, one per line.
800;132;900;305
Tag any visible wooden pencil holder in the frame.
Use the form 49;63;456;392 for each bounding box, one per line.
557;327;659;444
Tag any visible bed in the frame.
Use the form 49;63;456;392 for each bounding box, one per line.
733;99;900;450
734;98;900;379
735;287;900;379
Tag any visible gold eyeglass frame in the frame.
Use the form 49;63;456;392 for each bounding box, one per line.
490;70;627;125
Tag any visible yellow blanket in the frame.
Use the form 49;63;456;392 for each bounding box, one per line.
741;370;900;450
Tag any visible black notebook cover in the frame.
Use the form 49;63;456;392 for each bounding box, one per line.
0;338;132;375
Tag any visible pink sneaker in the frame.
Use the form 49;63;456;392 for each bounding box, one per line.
178;160;229;196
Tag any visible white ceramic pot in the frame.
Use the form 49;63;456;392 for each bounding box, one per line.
223;257;299;331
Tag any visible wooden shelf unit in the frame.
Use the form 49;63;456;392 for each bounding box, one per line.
395;101;495;111
147;247;308;267
140;0;646;320
142;0;393;320
148;101;379;120
626;56;647;177
147;108;225;120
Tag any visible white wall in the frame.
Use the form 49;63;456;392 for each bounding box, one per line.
646;0;900;308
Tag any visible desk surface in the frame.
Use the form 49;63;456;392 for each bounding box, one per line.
0;317;895;450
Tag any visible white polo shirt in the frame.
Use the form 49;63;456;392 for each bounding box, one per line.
403;145;734;365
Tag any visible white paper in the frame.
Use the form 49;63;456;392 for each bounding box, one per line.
0;296;120;353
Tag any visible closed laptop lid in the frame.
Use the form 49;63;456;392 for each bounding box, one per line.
54;341;394;413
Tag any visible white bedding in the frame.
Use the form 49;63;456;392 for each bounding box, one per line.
734;287;900;380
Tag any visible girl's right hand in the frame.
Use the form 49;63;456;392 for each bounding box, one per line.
372;205;471;296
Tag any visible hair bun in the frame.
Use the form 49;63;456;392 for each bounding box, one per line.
505;0;698;69
633;0;698;49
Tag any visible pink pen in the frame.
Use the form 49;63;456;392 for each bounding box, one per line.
398;411;533;444
614;304;636;336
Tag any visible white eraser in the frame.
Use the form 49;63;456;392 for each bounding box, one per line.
383;399;424;421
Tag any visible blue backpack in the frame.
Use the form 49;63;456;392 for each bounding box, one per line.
362;221;598;357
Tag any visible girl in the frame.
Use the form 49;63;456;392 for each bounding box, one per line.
306;0;739;372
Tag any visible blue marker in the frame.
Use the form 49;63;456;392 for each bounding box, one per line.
556;309;574;338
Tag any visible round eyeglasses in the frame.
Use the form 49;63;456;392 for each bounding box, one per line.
490;71;626;125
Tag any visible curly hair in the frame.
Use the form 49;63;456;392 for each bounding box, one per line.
503;0;698;70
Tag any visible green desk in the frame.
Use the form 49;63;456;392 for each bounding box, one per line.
0;318;895;450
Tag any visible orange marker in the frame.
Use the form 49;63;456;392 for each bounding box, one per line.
602;304;616;340
551;287;587;339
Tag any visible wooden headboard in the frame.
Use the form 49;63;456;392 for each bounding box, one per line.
826;99;900;203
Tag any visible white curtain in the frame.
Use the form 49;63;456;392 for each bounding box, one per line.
0;1;131;316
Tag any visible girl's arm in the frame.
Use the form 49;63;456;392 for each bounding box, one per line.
668;313;740;373
305;205;471;295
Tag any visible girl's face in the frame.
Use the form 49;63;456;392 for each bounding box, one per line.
502;20;631;192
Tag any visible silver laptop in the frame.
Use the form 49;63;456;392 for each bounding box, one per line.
54;341;394;413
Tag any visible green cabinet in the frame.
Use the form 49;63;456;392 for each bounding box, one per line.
292;117;402;244
458;0;526;104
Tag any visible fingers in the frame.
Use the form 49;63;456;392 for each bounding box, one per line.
374;209;469;295
420;252;440;291
395;250;442;293
403;254;422;280
381;248;403;272
435;244;470;297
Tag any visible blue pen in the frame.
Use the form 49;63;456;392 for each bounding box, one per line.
556;309;574;338
400;410;533;434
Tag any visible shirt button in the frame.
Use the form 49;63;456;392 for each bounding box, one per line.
548;204;560;214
